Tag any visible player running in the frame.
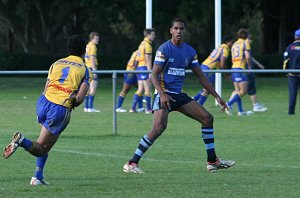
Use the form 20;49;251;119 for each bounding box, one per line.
3;35;92;185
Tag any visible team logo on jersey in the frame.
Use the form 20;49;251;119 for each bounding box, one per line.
155;51;165;62
167;67;185;76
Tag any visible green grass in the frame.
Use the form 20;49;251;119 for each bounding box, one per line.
0;75;299;198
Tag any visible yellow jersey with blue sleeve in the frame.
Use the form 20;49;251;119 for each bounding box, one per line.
136;37;153;67
231;38;251;69
202;44;230;69
45;55;92;109
85;41;98;67
126;50;139;71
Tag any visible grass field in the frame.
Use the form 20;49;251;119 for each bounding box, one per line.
0;75;299;198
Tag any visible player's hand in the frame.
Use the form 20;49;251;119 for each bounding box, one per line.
215;96;228;112
160;92;176;110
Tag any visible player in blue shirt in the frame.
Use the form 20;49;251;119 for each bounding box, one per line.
123;18;235;173
283;29;300;115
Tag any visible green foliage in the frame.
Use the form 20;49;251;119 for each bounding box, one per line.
0;76;299;197
0;53;60;70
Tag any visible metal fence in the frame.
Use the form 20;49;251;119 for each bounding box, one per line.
1;69;300;135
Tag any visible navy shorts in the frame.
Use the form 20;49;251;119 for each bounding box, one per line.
247;73;256;95
36;95;71;135
124;73;137;85
152;92;193;112
136;66;149;80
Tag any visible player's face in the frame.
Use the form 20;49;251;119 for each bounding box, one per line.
170;22;185;42
148;32;155;41
93;36;99;45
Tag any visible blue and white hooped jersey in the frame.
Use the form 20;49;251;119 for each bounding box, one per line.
154;40;199;93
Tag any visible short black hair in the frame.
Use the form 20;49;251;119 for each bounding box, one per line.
171;18;186;28
67;35;86;56
222;36;234;43
143;28;155;37
237;28;249;39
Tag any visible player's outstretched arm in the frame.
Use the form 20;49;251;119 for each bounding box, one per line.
191;66;227;111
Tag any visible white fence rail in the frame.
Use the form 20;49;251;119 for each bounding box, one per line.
1;69;300;135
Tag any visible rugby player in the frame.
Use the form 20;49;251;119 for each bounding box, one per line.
3;35;92;185
123;18;235;173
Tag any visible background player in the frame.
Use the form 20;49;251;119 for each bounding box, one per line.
226;28;252;116
3;35;92;185
246;35;267;112
130;28;155;114
193;36;234;105
283;29;300;115
116;50;141;112
123;18;235;174
84;32;100;112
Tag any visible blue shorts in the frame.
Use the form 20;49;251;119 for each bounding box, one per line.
124;73;137;85
152;92;193;112
231;68;248;82
136;66;149;80
36;95;71;135
201;65;215;84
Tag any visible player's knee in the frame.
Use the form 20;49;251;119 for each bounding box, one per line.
153;122;167;135
202;113;214;126
120;90;127;97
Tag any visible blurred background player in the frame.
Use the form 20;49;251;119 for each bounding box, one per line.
283;29;300;115
129;28;155;114
193;36;234;105
116;50;142;112
84;32;100;112
226;28;252;116
246;35;267;112
3;35;92;185
123;18;234;174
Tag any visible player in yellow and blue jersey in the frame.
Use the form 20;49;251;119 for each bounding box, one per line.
116;50;140;112
123;18;235;174
84;32;100;112
193;36;234;105
130;28;155;114
3;35;92;186
225;28;252;116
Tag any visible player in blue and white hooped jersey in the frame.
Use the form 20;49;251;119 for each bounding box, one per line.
123;18;235;173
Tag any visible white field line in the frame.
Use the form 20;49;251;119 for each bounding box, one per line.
52;148;300;169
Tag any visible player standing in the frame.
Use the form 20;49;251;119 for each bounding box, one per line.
3;35;92;185
283;29;300;115
84;32;100;112
226;28;252;116
129;29;155;114
123;18;235;173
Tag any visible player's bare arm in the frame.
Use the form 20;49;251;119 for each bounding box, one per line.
73;82;90;107
220;56;227;69
245;51;252;69
191;66;227;111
